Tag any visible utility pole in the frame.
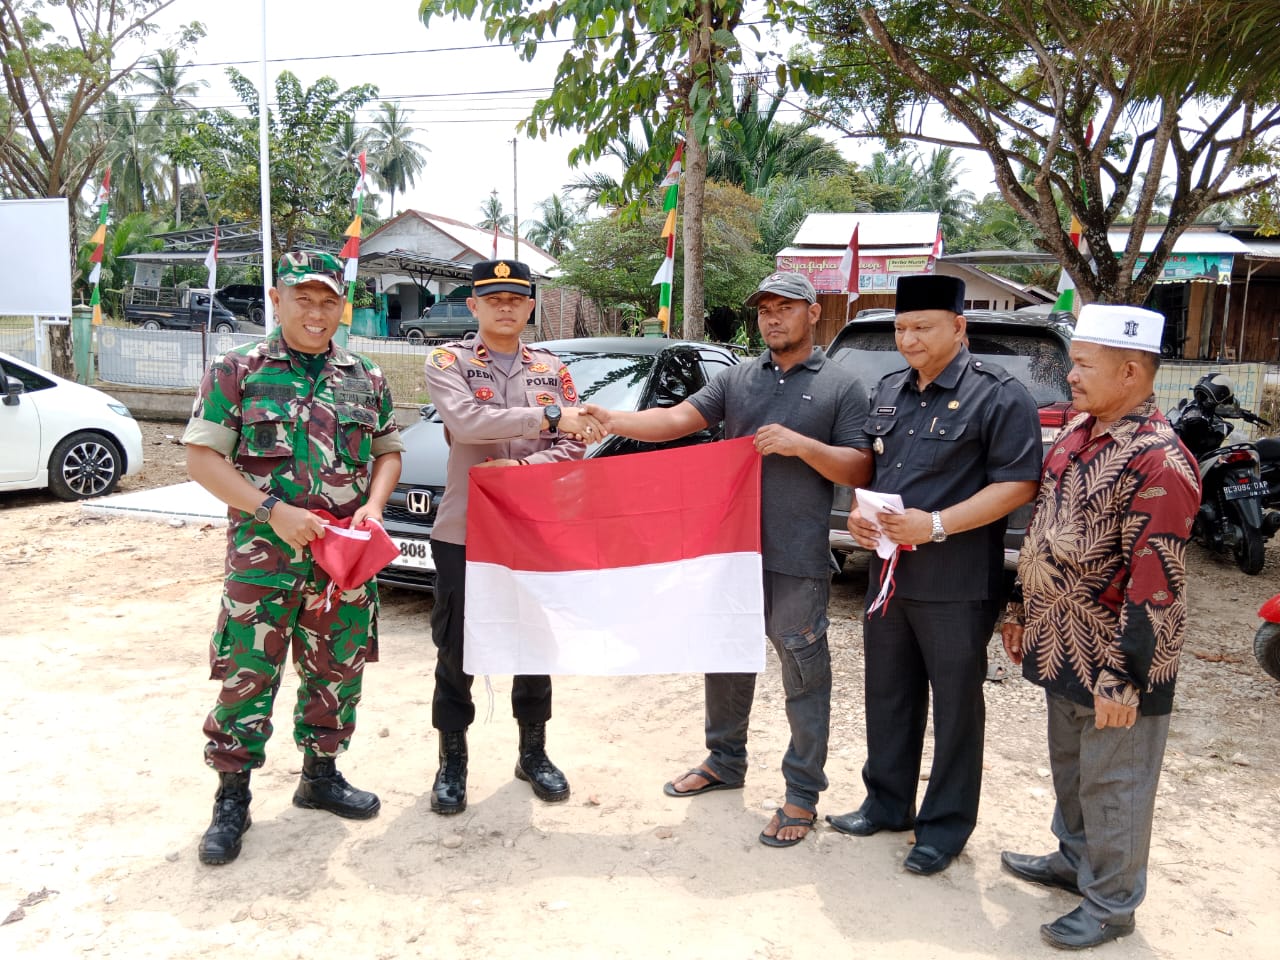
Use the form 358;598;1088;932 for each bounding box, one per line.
511;137;519;260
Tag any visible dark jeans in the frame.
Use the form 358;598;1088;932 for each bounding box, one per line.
702;571;832;812
429;540;552;732
859;594;998;854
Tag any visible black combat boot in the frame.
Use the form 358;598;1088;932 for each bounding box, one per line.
292;755;381;819
199;771;252;866
514;722;570;802
431;730;468;815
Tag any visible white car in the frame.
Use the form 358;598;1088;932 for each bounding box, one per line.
0;351;144;500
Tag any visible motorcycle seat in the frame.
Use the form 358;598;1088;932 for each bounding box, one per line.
1257;437;1280;461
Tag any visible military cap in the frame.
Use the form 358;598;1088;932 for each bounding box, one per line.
895;274;965;315
745;272;817;307
277;250;344;296
472;259;533;297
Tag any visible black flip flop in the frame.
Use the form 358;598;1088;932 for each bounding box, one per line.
662;767;744;798
759;807;816;848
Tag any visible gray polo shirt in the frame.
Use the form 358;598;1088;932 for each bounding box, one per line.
688;347;869;579
861;347;1042;601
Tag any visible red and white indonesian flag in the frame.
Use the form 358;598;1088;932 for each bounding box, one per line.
463;437;766;676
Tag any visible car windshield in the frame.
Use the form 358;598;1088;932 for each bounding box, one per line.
425;350;655;421
830;330;1071;406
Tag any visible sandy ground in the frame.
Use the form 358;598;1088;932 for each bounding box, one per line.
1;420;1278;959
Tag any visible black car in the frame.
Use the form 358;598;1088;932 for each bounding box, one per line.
215;284;268;326
826;308;1075;570
379;337;742;590
400;300;480;342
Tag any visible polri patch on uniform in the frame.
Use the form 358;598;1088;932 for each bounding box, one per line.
530;362;550;373
876;406;896;415
873;437;885;455
536;392;556;406
559;366;578;402
430;349;456;370
474;387;495;401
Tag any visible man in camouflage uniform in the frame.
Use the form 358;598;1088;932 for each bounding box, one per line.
424;258;600;815
184;250;404;865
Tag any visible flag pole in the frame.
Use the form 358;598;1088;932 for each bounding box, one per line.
258;0;274;334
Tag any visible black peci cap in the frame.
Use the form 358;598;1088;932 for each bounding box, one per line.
895;274;965;315
472;259;533;297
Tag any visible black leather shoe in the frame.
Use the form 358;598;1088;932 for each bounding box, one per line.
1040;905;1135;950
293;756;380;820
431;730;468;815
904;843;953;876
515;722;570;802
1001;850;1081;895
824;811;909;837
199;771;252;866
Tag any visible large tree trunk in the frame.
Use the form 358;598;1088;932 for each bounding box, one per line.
48;325;75;380
172;162;182;226
681;120;707;341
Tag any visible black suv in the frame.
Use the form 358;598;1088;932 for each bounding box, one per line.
400;300;480;342
215;284;267;326
379;337;742;590
826;309;1075;570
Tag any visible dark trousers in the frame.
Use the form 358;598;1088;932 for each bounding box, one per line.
859;594;997;854
703;572;832;812
429;539;552;732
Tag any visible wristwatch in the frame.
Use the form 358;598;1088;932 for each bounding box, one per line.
930;510;948;543
254;495;281;523
544;404;562;434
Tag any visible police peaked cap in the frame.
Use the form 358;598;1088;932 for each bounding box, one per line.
895;274;965;315
472;259;533;297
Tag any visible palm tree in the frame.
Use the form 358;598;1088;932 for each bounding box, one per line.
101;94;165;217
326;117;370;197
911;147;976;239
367;102;428;217
133;49;205;226
476;192;513;232
566;118;669;208
523;194;580;257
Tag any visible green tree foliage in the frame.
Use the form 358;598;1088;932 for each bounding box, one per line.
754;171;872;255
368;101;428;217
173;70;376;253
555;180;772;333
476;192;513;232
101;94;165;217
419;0;809;339
74;210;163;314
0;1;201;248
810;0;1280;303
523;193;581;257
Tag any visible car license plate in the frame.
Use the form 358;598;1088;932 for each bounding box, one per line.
1223;480;1269;501
389;536;434;571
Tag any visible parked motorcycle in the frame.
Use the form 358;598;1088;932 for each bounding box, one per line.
1167;373;1280;575
1256;592;1280;682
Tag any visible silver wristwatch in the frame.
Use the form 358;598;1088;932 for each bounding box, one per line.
930;510;947;543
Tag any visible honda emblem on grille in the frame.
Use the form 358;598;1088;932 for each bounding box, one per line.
406;490;433;514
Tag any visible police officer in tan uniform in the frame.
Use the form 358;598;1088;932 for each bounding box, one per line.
422;258;601;815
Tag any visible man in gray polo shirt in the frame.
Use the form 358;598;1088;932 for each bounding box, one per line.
585;272;872;847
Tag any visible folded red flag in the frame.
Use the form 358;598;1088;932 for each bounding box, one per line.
309;510;401;591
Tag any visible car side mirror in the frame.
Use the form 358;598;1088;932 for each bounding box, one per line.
3;375;24;406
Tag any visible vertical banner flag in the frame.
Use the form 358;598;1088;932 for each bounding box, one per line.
89;169;111;325
651;142;684;332
1058;120;1095;312
203;225;220;329
839;223;860;308
342;151;369;327
463;437;766;676
931;227;944;261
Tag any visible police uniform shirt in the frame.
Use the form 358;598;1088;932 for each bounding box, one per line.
424;338;586;546
687;347;870;580
862;346;1041;601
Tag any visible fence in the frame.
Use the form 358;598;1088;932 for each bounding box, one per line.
0;317;39;364
1155;360;1276;440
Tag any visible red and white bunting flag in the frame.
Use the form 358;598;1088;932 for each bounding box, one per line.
931;228;944;259
351;151;370;199
96;168;111;206
463;437;766;676
838;223;860;296
203;226;219;290
651;255;674;287
657;143;685;188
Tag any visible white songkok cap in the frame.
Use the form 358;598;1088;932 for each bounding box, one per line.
1073;304;1164;354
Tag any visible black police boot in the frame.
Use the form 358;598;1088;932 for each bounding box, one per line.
431;730;468;815
514;722;570;802
198;771;252;866
292;755;381;820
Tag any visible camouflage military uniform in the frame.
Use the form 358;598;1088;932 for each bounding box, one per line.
183;331;404;773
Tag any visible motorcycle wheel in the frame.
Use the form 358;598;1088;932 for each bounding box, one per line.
1255;621;1280;682
1234;525;1266;575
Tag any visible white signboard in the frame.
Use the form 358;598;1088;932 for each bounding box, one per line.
0;198;73;316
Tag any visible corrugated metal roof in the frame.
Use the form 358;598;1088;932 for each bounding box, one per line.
1238;238;1280;259
791;211;939;248
1105;228;1251;255
775;245;933;258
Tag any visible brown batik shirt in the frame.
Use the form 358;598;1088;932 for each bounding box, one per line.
1007;397;1200;715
